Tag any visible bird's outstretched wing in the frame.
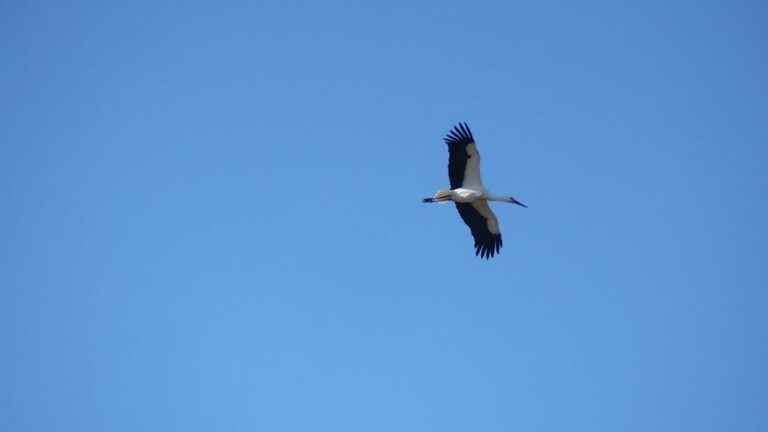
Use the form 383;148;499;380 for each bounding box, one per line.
444;122;484;190
455;200;502;259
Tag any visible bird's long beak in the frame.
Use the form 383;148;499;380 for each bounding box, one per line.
510;197;527;208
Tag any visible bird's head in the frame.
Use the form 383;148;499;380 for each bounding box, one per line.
508;196;527;208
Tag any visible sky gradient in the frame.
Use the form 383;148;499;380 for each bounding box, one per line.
2;1;767;431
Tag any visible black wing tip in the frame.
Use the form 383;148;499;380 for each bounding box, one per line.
474;233;502;259
444;122;474;146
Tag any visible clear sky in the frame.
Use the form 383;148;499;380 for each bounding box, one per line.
2;1;766;431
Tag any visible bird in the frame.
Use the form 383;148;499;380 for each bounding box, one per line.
422;122;527;259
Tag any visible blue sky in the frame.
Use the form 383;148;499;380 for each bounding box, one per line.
2;1;766;431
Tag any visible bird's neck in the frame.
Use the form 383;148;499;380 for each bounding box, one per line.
486;193;507;202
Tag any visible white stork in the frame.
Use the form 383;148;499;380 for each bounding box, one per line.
422;123;527;259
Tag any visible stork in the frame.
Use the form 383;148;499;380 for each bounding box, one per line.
422;122;526;259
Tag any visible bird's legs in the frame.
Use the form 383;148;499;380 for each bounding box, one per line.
422;196;452;203
422;189;453;203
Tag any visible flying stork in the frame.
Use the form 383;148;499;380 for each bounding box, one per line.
422;123;527;259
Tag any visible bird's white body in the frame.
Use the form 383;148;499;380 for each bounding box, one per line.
433;187;514;204
434;187;484;203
